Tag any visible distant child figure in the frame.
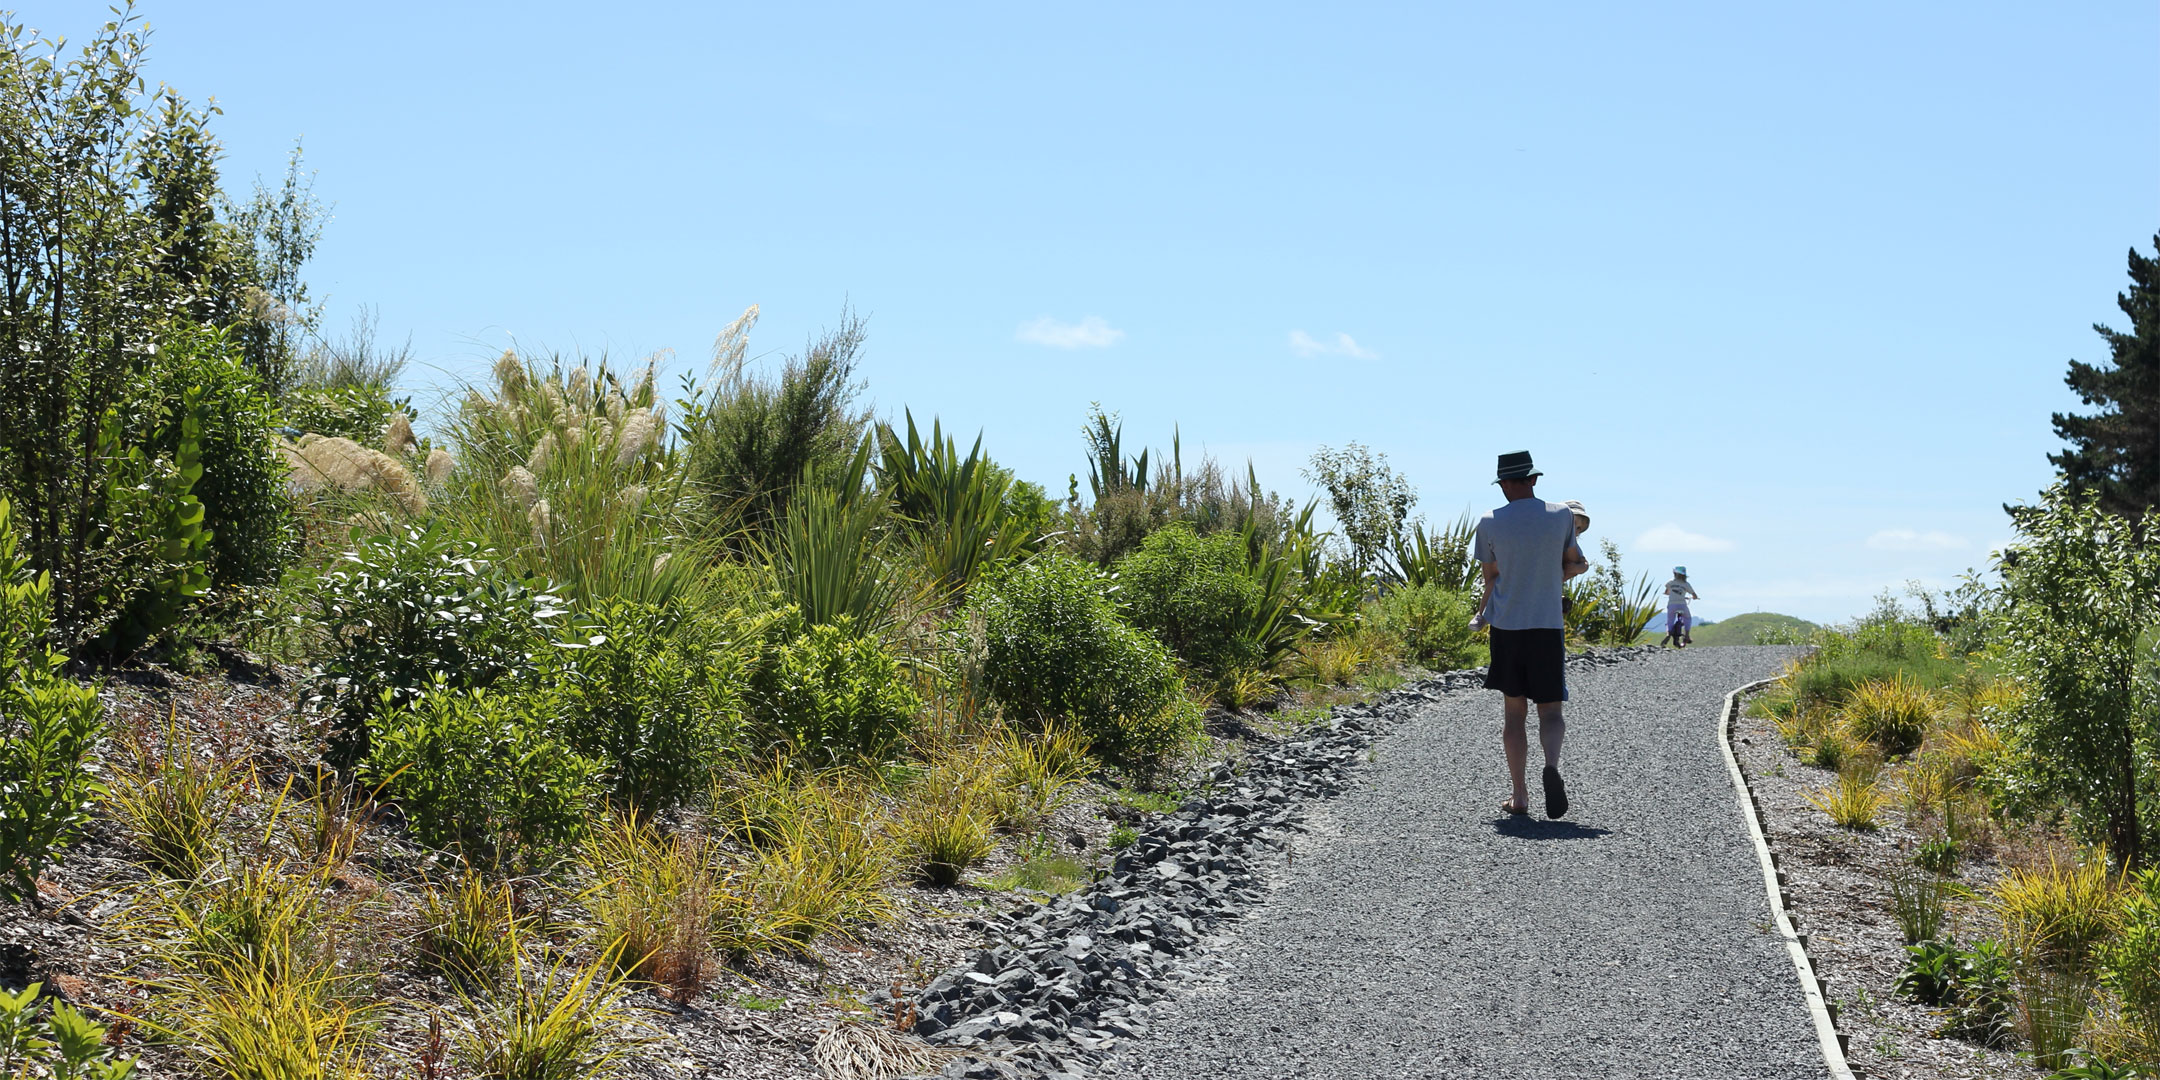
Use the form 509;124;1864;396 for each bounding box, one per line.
1660;567;1699;647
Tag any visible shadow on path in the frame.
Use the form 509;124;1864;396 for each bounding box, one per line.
1490;815;1614;841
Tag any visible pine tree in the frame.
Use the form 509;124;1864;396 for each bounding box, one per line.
2050;235;2160;523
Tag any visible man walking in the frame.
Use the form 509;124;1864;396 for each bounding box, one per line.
1469;451;1590;818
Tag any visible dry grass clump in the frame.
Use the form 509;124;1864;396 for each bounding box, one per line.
891;751;998;887
418;869;528;992
582;815;730;1000
1804;766;1886;831
811;1019;964;1079
281;435;427;514
1839;674;1936;756
103;712;241;879
445;940;650;1080
715;767;895;948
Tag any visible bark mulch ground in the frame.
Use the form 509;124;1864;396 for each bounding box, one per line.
1731;694;2061;1080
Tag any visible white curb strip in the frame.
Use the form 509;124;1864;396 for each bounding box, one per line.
1718;677;1857;1080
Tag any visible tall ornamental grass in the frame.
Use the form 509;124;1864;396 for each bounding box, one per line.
439;351;708;608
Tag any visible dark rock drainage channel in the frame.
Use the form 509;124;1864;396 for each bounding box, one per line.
875;647;1659;1080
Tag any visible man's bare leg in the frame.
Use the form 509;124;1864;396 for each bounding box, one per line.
1503;695;1531;811
1538;700;1569;817
1538;701;1565;769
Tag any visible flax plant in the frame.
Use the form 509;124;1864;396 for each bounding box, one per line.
1386;516;1478;591
767;443;914;636
874;409;1036;596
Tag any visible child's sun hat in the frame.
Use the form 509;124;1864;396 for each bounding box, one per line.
1674;566;1688;576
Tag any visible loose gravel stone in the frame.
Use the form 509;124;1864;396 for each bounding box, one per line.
897;647;1828;1080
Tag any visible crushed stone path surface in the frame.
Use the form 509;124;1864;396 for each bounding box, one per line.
1100;646;1827;1080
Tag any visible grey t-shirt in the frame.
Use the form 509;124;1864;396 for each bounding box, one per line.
1473;498;1583;631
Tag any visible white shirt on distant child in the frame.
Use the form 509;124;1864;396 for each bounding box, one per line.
1664;576;1698;611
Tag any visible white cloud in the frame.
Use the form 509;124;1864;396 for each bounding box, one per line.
1288;330;1377;359
1637;523;1736;553
1866;529;1967;552
1016;316;1123;349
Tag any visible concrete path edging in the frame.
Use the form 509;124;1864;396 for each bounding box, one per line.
1716;676;1857;1080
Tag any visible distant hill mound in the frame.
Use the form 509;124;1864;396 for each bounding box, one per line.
1689;612;1817;646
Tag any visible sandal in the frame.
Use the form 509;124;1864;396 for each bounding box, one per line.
1499;798;1530;816
1542;765;1569;818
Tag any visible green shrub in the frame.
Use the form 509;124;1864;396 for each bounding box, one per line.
0;19;232;654
81;388;215;661
1993;485;2160;865
307;524;564;766
282;383;402;445
747;610;918;767
1913;834;1962;875
0;982;138;1079
0;500;104;902
1894;936;2018;1048
1369;583;1484;670
1941;940;2017;1046
364;681;599;860
1895;937;1962;1006
151;325;295;587
1115;523;1261;679
2098;870;2160;1054
974;555;1201;770
541;600;746;814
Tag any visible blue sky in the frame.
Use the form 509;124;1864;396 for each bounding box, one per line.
15;2;2155;623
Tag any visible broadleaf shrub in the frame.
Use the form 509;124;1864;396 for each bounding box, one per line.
747;609;919;767
1115;523;1261;679
282;383;404;445
974;555;1200;771
1369;582;1484;670
151;325;294;587
542;600;747;815
2097;869;2160;1061
307;524;564;766
1993;485;2160;866
363;681;599;861
0;500;104;902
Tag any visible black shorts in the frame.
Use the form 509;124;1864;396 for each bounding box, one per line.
1485;627;1566;704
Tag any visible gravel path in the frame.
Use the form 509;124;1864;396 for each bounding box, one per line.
1101;646;1826;1080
